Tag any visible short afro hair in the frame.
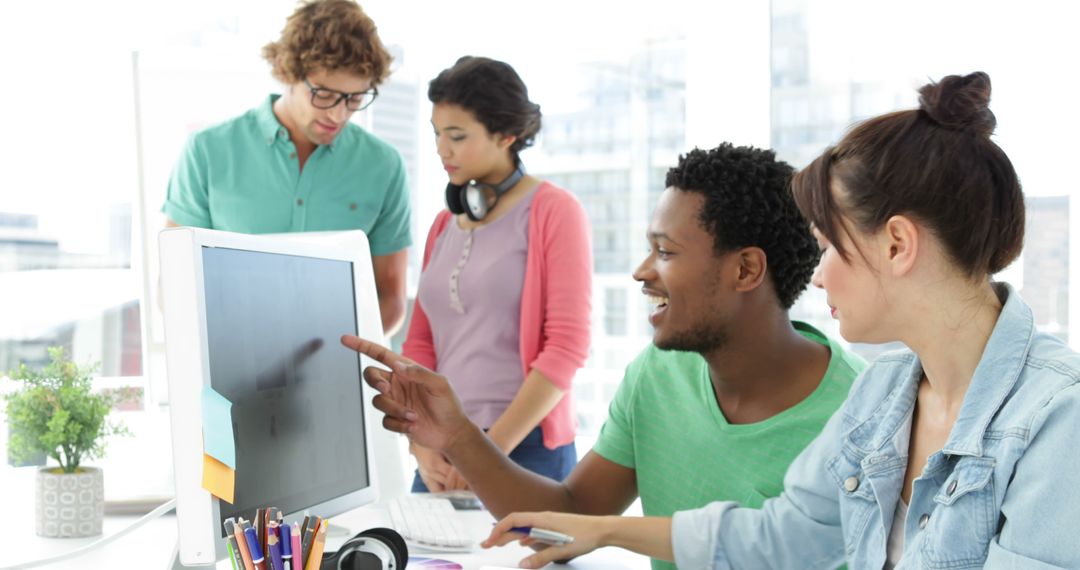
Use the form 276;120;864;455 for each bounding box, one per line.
665;143;819;309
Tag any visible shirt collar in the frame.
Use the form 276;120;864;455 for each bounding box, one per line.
257;94;289;146
942;282;1035;457
256;94;343;152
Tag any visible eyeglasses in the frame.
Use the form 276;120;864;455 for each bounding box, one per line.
303;79;378;111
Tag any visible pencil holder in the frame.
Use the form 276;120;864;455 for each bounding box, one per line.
35;466;104;538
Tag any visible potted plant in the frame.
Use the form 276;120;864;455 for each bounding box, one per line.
4;347;130;538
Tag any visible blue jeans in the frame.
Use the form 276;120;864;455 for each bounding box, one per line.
411;427;577;492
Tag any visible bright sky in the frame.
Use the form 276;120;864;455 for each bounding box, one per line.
0;0;1077;251
802;0;1080;196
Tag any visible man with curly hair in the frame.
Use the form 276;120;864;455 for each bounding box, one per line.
162;0;411;334
343;143;866;570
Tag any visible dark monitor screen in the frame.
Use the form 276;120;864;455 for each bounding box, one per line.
200;246;369;533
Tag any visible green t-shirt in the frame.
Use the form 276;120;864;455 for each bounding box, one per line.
592;322;866;570
162;95;412;256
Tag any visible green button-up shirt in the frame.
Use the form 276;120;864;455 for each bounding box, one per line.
162;95;411;256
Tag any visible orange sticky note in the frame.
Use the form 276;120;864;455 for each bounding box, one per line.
201;453;235;504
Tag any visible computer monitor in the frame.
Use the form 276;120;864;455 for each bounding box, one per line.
159;227;386;567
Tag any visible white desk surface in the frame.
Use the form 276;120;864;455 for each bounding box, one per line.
1;467;651;570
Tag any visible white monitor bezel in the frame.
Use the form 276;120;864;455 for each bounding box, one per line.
159;227;385;566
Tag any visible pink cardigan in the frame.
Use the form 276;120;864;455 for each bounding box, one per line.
403;182;592;449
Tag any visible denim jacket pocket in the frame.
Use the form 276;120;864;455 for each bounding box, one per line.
827;451;875;555
919;456;998;569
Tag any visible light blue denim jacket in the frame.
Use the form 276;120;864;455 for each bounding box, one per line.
672;284;1080;569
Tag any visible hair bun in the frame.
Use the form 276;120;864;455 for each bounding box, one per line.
917;71;996;136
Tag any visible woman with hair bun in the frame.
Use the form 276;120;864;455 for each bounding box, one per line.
402;56;592;493
484;71;1080;569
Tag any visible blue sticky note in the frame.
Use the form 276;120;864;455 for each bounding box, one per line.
201;386;236;469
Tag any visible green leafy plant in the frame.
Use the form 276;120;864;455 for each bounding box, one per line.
4;347;131;474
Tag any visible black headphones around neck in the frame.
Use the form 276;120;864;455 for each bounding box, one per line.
445;161;526;221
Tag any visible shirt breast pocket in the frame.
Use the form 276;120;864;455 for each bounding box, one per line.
827;452;876;555
919;456;998;568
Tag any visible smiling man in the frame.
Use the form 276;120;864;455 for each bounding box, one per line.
162;0;411;334
345;143;865;570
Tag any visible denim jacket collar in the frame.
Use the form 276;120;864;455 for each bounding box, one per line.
848;283;1034;462
847;363;918;464
941;282;1035;456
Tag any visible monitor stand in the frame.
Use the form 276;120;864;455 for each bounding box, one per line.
167;540;211;569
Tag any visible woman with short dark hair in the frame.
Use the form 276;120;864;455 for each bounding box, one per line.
402;56;592;493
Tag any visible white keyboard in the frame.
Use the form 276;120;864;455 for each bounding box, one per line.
387;495;476;552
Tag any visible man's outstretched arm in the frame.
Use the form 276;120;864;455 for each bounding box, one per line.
341;335;639;518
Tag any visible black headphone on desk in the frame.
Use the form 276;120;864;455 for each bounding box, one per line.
445;161;526;221
319;527;408;570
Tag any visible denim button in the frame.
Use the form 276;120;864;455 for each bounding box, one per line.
844;477;859;492
947;480;958;496
918;513;930;529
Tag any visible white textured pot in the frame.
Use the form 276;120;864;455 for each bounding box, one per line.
35;466;104;538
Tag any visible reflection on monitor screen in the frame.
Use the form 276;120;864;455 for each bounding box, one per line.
201;247;369;531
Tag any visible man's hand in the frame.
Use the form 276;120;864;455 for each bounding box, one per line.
340;335;475;453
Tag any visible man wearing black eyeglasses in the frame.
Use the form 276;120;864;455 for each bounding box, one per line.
162;0;411;335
